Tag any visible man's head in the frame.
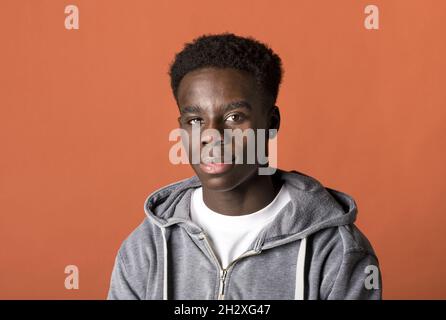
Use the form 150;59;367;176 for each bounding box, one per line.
168;33;283;191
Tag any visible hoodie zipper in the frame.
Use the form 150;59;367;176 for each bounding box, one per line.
218;269;227;300
199;232;260;300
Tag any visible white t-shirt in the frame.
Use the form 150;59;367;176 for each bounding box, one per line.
190;184;291;269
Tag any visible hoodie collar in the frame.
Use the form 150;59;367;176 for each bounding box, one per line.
144;168;357;250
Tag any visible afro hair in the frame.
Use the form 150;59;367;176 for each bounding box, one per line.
168;32;283;105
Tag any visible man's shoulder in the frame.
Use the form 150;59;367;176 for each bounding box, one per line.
310;223;377;258
337;224;377;256
117;218;159;266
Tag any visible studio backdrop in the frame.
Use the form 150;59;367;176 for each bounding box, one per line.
0;0;445;299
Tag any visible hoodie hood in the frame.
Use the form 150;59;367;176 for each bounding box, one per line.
143;168;358;252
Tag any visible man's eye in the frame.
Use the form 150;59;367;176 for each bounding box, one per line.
226;114;243;122
187;118;203;125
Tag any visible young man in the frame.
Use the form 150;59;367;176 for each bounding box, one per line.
107;33;382;300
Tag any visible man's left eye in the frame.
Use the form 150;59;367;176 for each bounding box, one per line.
226;114;242;122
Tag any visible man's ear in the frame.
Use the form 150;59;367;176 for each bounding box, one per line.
177;116;182;127
268;105;281;139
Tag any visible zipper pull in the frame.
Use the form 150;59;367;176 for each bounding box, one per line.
218;269;227;300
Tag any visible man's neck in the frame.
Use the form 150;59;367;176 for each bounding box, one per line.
201;171;282;216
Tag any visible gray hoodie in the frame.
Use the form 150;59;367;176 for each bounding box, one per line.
107;168;382;300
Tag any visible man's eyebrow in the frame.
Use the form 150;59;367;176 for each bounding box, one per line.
179;105;202;115
180;100;252;115
222;100;252;112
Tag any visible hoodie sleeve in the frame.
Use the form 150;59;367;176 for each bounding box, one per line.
107;251;141;300
326;249;382;300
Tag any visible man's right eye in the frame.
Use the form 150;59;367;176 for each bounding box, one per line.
187;118;203;125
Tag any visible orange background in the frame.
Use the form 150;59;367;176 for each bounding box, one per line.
1;0;445;299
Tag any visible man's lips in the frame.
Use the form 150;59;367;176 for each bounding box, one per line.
199;157;235;174
199;162;234;174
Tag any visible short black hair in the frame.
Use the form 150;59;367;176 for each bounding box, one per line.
168;32;283;105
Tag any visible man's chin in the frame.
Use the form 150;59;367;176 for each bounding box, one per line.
192;164;259;192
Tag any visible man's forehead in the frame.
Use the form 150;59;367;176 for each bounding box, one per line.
178;68;257;99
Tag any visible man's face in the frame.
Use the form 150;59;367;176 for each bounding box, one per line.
177;67;276;191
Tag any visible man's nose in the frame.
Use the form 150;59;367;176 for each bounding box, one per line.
200;120;224;146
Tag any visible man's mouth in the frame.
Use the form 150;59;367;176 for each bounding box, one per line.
201;156;234;164
199;156;235;174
